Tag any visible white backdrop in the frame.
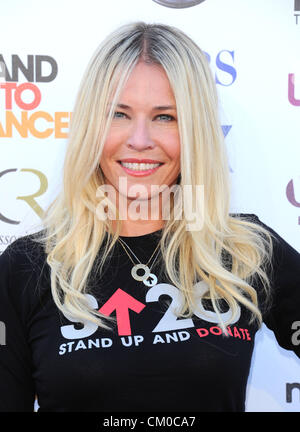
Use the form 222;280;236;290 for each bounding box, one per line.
0;0;299;412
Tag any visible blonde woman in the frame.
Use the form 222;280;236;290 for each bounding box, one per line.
0;22;299;412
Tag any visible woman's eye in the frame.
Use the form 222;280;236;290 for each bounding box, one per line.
156;114;175;121
113;111;127;119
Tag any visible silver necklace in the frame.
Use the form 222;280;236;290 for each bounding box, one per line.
118;236;161;287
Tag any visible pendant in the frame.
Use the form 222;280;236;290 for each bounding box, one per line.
143;273;158;287
131;264;150;281
131;264;157;287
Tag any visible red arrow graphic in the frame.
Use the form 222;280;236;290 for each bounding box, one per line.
98;288;146;336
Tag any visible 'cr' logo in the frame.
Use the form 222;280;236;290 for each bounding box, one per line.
0;168;48;224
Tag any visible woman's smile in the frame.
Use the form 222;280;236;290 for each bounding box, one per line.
117;158;164;177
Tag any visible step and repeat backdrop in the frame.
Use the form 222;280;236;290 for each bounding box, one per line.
0;0;299;412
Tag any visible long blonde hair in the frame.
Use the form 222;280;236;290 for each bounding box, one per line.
36;21;275;332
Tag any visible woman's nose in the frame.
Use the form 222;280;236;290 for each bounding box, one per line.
126;119;155;150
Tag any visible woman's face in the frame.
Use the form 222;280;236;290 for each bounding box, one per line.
100;61;181;203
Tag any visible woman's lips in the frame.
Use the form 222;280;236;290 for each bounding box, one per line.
117;161;163;177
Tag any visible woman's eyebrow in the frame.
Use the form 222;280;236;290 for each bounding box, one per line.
154;105;176;110
115;103;176;110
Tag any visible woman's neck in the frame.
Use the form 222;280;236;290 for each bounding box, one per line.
109;190;166;237
111;219;164;237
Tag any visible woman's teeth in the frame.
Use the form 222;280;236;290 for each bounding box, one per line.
120;162;161;171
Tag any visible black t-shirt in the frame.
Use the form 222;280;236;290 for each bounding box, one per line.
0;213;299;412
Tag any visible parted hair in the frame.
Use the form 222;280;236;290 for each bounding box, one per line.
35;21;275;332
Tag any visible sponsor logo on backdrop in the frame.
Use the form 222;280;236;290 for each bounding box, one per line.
206;49;236;171
286;71;299;226
295;0;300;24
0;55;70;138
0;232;33;255
205;50;237;87
286;177;300;225
152;0;206;8
0;168;48;254
0;234;18;246
288;73;300;106
0;168;47;224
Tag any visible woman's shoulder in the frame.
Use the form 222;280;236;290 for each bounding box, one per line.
0;229;47;272
229;212;261;223
230;212;299;258
229;212;279;239
0;230;50;334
